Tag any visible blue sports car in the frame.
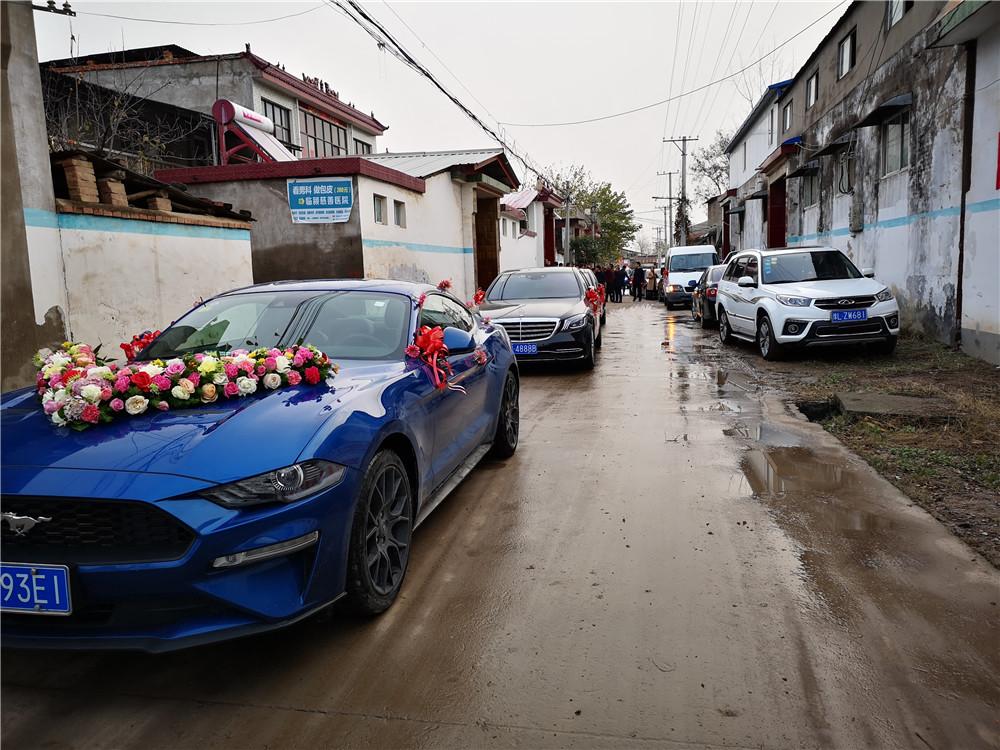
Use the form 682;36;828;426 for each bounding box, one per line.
0;279;519;651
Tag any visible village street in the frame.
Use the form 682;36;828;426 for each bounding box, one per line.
3;302;997;750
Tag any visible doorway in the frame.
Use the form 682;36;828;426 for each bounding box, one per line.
767;178;787;248
474;194;500;288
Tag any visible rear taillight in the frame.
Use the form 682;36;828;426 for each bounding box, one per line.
707;287;717;298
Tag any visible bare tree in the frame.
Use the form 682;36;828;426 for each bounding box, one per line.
732;55;788;107
691;130;733;202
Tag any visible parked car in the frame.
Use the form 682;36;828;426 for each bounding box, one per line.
662;246;720;309
481;267;601;368
690;264;727;327
0;280;519;651
716;246;900;360
579;267;608;325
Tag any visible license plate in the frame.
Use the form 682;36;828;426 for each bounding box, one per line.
831;309;867;322
0;563;72;615
512;343;538;355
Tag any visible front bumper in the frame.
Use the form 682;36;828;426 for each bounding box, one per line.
0;468;361;652
775;305;900;347
666;291;692;306
511;328;590;362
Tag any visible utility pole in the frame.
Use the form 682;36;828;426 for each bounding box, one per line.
562;188;572;266
664;138;697;244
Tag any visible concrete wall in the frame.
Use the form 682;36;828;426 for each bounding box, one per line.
54;213;252;349
500;203;545;271
1;1;67;391
960;26;1000;364
729;99;779;189
359;174;476;299
189;178;365;282
784;30;970;342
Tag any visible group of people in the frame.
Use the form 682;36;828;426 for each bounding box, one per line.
586;263;663;303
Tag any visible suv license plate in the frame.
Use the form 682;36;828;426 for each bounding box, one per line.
0;563;72;615
512;343;538;355
831;309;867;322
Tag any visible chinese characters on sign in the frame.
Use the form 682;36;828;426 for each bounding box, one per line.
287;177;354;223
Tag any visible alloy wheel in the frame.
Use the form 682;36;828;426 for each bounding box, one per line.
759;319;771;357
364;465;412;596
503;375;519;448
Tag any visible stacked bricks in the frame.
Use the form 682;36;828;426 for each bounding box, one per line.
60;157;99;203
146;195;172;211
97;178;128;208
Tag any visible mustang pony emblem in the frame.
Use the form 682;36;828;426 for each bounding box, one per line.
1;512;52;536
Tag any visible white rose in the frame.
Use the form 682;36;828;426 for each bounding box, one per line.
236;376;257;395
86;366;112;380
274;356;290;373
50;353;71;368
42;390;55;404
170;385;190;400
80;384;103;403
212;372;228;385
140;364;164;378
124;395;149;415
53;388;68;402
262;373;282;390
51;411;67;426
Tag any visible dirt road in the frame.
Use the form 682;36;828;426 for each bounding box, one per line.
3;301;998;749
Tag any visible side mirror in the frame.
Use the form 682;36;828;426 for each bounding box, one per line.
862;267;876;278
686;280;698;290
737;275;757;288
442;326;475;354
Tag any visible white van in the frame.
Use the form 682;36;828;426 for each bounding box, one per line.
663;245;720;309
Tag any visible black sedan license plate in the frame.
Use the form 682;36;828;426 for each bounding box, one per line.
0;562;72;615
512;343;538;355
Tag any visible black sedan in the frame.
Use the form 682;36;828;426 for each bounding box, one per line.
481;268;601;369
690;264;726;327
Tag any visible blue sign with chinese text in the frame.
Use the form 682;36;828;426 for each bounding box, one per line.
287;177;354;223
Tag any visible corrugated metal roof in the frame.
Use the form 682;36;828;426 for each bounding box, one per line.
363;149;503;179
501;188;539;210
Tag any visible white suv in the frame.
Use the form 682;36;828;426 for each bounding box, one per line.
716;246;900;360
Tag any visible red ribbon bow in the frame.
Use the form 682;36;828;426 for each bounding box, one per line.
413;325;454;389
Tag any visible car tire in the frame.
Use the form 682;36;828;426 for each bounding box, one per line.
581;327;596;370
594;325;603;349
344;450;414;616
757;315;783;361
700;302;710;328
488;370;519;459
875;336;898;355
690;300;699;322
719;308;734;345
600;309;607;326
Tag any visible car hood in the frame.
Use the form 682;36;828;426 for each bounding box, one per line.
0;362;403;484
764;277;887;299
479;298;585;319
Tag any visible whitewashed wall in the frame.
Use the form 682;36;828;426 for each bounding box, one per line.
728;102;779;189
500;203;544;271
960;25;1000;364
56;215;253;350
358;174;476;299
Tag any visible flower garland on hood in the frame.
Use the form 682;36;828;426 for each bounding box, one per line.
35;341;336;430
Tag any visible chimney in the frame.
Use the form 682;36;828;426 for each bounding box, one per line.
245;43;251;53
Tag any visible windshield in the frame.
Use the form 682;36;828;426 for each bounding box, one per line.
488;272;582;300
762;251;863;284
669;252;717;272
140;290;411;361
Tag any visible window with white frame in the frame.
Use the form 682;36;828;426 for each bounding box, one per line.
393;200;406;228
373;194;387;224
806;73;818;110
881;110;910;175
501;218;507;237
742;142;747;171
261;99;292;146
886;0;912;29
768;108;774;145
838;29;857;79
782;101;793;133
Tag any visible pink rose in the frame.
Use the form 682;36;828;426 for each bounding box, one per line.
165;362;185;376
264;357;277;371
156;400;170;411
114;377;130;393
81;404;100;424
109;363;118;372
49;375;62;388
223;382;239;397
240;360;254;373
187;372;200;386
224;363;238;379
293;355;305;368
152;375;171;391
110;398;124;412
268;348;281;358
194;353;204;362
300;348;313;361
286;370;302;385
43;400;62;415
100;387;112;401
256;365;266;376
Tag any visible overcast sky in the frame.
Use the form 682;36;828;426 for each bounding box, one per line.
34;0;845;243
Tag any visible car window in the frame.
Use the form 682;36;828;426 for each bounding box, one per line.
745;256;760;282
669;252;718;272
725;256;748;281
708;266;726;283
419;294;474;332
488;271;582;300
761;251;863;284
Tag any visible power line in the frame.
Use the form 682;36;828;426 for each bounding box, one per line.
73;4;325;26
499;0;848;128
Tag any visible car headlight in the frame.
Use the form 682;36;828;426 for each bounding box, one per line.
776;294;811;307
667;285;683;293
564;313;589;331
202;459;346;508
875;287;893;302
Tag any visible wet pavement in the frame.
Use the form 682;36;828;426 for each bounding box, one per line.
3;301;998;749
